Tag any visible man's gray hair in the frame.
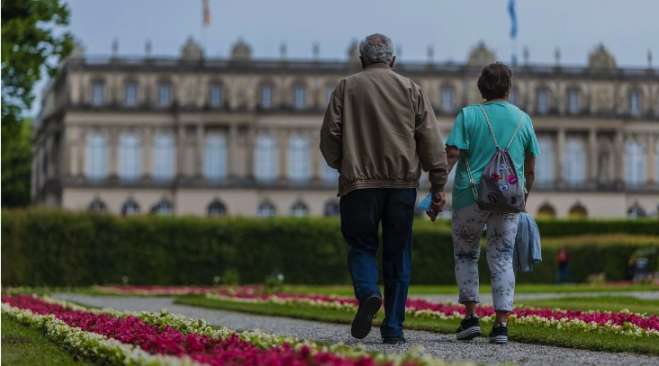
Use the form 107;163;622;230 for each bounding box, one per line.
359;33;394;65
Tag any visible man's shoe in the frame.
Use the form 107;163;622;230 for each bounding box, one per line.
351;295;382;339
456;315;481;341
382;336;406;345
489;322;508;344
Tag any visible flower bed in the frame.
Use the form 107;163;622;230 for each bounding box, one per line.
204;289;659;338
1;295;463;366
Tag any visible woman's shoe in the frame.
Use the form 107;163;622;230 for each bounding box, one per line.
489;322;508;344
456;316;481;340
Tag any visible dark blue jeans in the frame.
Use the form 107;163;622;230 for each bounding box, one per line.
340;188;416;339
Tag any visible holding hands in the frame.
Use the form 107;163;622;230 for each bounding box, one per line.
426;191;447;221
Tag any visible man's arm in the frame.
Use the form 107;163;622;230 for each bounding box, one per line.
320;82;344;169
524;151;536;202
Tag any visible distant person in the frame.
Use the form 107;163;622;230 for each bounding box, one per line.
320;33;448;344
556;246;569;283
429;63;540;344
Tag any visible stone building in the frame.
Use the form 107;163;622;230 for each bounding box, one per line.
33;38;659;218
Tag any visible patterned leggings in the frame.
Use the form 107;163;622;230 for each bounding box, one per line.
452;204;520;312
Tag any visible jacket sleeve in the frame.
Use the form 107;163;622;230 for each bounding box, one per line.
320;81;344;170
413;84;448;193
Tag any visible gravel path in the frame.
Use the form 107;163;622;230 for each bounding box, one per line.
54;293;658;366
420;291;659;304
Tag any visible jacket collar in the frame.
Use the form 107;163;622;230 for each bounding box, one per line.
364;63;390;70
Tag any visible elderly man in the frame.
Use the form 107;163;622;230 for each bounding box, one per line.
320;33;448;344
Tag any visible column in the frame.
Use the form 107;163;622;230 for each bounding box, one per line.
588;128;598;185
195;123;204;178
646;134;656;185
245;127;256;180
108;128;118;178
278;129;289;182
614;130;625;185
78;128;86;178
556;128;566;186
228;124;239;178
311;129;321;182
176;124;185;178
142;127;152;180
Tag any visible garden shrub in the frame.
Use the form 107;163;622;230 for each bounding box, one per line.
2;209;657;286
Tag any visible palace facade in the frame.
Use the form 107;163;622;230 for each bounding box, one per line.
33;38;659;218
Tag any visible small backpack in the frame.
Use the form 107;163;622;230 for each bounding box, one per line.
463;105;526;213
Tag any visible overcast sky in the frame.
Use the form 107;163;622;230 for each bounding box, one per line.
30;0;659;115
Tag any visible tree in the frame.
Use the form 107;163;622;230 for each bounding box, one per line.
1;0;73;207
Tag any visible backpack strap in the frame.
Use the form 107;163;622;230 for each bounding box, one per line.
462;152;479;202
505;113;525;151
479;104;526;152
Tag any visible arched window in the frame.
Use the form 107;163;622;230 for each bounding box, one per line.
151;198;174;215
624;138;645;187
566;87;580;115
324;199;340;217
153;132;175;181
290;200;309;217
287;134;311;182
321;159;339;185
203;133;227;180
627;203;647;219
257;200;276;217
563;136;586;186
91;79;105;106
568;203;588;219
88;197;107;213
536;87;551;115
157;81;173;107
292;83;306;110
124;80;138;107
254;133;278;181
209;82;223;108
537;136;556;186
85;132;108;180
440;85;455;113
207;199;227;217
536;203;556;219
629;89;642;117
118;132;141;181
121;198;140;216
259;84;273;109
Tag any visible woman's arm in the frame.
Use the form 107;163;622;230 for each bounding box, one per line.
446;145;460;173
524;152;536;201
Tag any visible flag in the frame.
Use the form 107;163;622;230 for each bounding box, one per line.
203;0;211;27
508;0;517;40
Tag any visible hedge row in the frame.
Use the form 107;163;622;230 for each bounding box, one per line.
2;209;658;286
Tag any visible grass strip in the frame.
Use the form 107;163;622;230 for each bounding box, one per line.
175;295;659;355
518;296;659;315
1;313;93;366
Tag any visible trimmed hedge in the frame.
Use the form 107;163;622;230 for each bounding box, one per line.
2;209;658;286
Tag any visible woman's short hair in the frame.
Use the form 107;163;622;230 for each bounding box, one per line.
477;63;512;100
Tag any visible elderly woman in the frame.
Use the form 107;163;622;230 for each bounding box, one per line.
431;63;540;344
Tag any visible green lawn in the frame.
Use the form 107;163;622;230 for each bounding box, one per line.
282;283;659;296
519;296;659;315
1;314;92;366
175;296;659;355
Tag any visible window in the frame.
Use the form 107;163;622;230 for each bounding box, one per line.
259;84;273;109
121;198;140;216
563;136;586;185
321;159;339;185
629;89;642;117
292;84;306;110
536;203;556;219
151;198;174;215
88;198;107;213
287;134;311;182
567;88;580;114
624;138;645;186
91;80;105;106
257;200;276;217
203;133;227;180
153;132;175;181
209;83;223;107
537;136;556;185
568;203;588;219
254;134;278;181
85;132;108;180
118;133;141;181
324;199;340;217
290;200;309;217
536;88;550;115
440;86;455;113
207;199;227;217
124;81;138;107
157;81;173;107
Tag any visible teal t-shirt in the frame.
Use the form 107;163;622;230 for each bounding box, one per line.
445;101;541;210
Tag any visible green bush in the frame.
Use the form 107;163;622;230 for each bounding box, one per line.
2;209;658;286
